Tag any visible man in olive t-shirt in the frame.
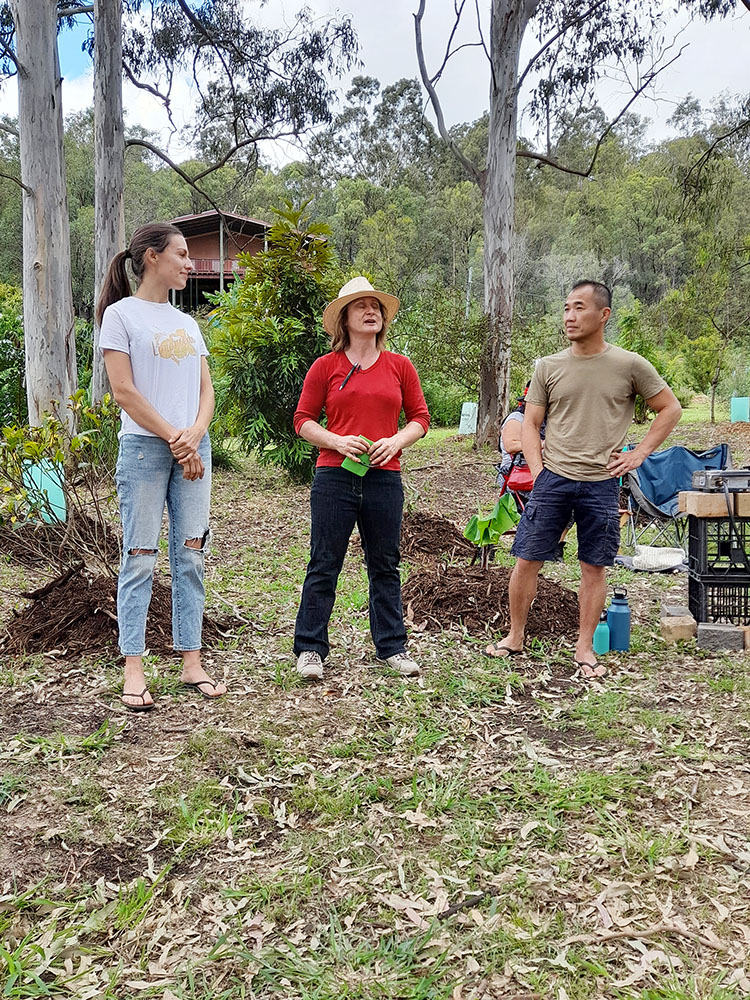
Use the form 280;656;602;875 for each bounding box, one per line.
486;281;682;678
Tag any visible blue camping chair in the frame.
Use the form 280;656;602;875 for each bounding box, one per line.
625;444;732;551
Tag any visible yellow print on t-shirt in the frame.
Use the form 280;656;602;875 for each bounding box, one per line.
152;329;197;364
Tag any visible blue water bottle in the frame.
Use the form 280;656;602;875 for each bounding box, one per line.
593;610;610;656
607;587;631;651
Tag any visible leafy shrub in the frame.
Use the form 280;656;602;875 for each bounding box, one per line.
390;290;484;397
421;379;467;427
0;393;119;572
0;283;25;426
208;203;336;483
616;302;666;423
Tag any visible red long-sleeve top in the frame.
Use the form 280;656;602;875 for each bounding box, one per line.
294;351;430;471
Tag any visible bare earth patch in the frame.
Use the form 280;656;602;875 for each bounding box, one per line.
3;431;750;999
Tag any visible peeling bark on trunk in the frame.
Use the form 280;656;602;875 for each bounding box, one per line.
476;1;535;448
12;0;77;428
91;0;125;403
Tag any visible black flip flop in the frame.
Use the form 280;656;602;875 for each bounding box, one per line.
121;687;154;712
574;659;607;679
182;679;226;700
484;644;523;659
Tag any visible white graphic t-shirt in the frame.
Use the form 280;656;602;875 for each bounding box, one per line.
99;297;209;438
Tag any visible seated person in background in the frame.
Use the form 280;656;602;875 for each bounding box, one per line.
497;382;545;511
498;382;534;479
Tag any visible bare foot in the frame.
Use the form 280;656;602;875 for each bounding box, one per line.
180;653;227;698
122;656;154;710
574;659;607;678
484;642;523;659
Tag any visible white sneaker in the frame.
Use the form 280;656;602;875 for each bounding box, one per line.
379;652;420;677
296;651;324;680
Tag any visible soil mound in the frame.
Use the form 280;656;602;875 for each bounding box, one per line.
0;515;120;568
400;512;475;560
1;568;226;658
402;563;579;638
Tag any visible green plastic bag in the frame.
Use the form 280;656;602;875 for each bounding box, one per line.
464;493;520;547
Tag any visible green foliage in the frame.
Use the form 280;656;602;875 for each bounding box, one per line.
616;302;665;423
464;496;520;570
209;204;336;483
420;380;466;428
0;393;119;572
0;282;24;425
391;291;485;398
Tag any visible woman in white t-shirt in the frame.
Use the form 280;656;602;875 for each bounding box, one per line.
97;222;226;711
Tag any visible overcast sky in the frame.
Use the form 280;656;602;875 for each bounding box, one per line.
2;1;748;163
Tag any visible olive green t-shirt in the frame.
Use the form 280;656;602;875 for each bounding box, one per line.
526;344;667;481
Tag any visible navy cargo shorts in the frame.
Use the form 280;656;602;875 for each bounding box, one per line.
510;468;621;566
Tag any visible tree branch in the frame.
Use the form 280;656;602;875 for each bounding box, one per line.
0;121;19;138
57;4;93;17
518;46;685;178
414;0;484;188
0;170;32;195
173;0;239;101
124;138;225;215
431;0;468;86
683;117;750;190
190;135;264;181
473;0;495;90
517;0;607;93
121;61;177;132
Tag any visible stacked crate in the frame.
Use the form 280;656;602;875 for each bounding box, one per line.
681;492;750;624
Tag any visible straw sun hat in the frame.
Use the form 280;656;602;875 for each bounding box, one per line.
322;276;400;336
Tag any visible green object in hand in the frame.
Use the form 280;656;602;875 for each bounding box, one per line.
342;437;373;476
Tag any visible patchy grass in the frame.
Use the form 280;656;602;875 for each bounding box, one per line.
2;430;750;998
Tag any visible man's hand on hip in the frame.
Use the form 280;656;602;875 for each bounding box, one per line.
607;449;644;477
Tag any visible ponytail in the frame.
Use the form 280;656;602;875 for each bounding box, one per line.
96;250;131;325
95;222;183;326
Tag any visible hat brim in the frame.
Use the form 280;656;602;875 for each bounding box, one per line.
322;288;400;336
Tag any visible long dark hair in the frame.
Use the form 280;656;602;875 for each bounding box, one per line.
95;222;183;325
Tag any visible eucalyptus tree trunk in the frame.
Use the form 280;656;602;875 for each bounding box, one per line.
92;0;125;402
476;0;538;447
11;0;77;428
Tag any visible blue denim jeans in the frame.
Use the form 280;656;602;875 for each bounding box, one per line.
294;466;406;660
115;434;211;656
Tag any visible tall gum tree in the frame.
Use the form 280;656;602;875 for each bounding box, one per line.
415;0;743;447
1;0;356;405
92;0;124;403
89;0;356;398
9;0;77;427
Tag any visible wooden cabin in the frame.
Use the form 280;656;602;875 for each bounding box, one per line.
169;209;271;310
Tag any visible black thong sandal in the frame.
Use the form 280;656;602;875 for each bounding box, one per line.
484;643;524;659
574;659;607;679
182;679;226;700
121;687;154;712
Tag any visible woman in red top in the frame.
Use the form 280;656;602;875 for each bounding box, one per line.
293;277;430;680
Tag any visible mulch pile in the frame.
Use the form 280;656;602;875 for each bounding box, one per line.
402;563;579;638
0;567;227;657
400;511;475;560
0;516;120;568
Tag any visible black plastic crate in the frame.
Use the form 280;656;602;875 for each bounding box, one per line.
688;575;750;625
688;516;750;576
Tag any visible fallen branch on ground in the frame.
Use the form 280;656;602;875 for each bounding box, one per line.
563;921;726;952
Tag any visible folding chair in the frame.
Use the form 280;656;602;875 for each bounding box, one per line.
625;444;732;551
